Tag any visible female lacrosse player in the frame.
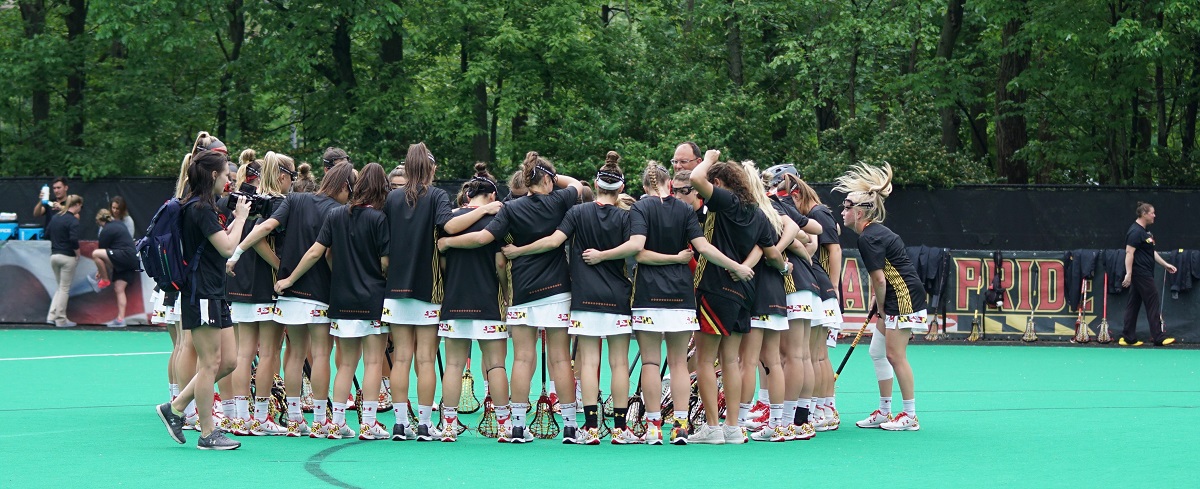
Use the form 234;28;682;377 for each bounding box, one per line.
688;150;789;445
614;162;753;445
382;142;501;441
835;163;925;431
276;163;392;440
229;162;356;437
439;151;583;444
437;163;513;442
91;209;136;327
155;149;250;450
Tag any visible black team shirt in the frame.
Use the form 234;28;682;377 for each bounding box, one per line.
223;198;282;304
630;196;703;310
1125;222;1156;277
696;187;776;309
98;221;137;271
770;196;820;294
46;212;79;256
441;208;503;321
485;187;578;305
857;223;927;315
383;187;455;303
181;201;228;301
271;193;341;304
752;202;786;318
316;205;389;320
558;202;632;315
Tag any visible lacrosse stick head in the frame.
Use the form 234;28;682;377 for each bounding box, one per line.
627;395;647;437
476;396;500;438
529;392;560;439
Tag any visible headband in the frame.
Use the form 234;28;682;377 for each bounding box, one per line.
595;171;624;191
533;165;557;181
466;176;498;197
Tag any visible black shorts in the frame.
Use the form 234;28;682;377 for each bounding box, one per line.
181;298;234;331
111;268;138;284
696;292;750;336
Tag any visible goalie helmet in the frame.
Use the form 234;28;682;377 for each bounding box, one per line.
763;164;801;189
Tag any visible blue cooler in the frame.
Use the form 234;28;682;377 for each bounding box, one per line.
19;225;43;240
0;222;16;240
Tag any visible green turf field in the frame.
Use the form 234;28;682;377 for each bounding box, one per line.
0;328;1194;488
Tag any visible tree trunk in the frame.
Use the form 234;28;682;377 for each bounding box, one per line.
490;77;502;163
65;0;87;148
725;2;743;87
462;30;490;164
937;0;966;153
1182;41;1200;160
19;1;49;125
994;3;1030;184
217;0;245;141
1154;9;1168;149
848;45;859;119
332;15;357;103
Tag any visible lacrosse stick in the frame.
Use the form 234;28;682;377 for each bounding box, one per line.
529;329;561;439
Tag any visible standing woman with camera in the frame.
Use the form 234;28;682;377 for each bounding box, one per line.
439;151;583;443
45;195;83;328
91;208;138;327
836;163;925;432
275;163;392;440
230;162;355;437
381;143;501;441
155;149;252;450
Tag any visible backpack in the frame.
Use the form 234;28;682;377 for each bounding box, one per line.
137;197;202;294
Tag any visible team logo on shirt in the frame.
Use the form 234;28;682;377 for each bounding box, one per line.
507;311;527;320
632;316;653;325
1146;233;1155;245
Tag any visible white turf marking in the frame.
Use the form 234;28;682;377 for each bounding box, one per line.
0;351;170;361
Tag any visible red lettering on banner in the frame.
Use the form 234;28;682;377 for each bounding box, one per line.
988;259;1016;309
841;258;866;312
1039;260;1065;312
1014;260;1033;310
955;258;984;310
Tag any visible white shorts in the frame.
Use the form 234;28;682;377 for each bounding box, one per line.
230;302;275;323
506;293;571;328
813;298;843;330
786;290;819;320
439;319;509;340
569;311;632;337
630;308;699;333
330;319;389;338
884;309;928;331
382;298;441;325
273;297;330;325
750;314;789;331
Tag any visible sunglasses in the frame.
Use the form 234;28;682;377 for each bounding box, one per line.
673;186;695;195
842;199;873;209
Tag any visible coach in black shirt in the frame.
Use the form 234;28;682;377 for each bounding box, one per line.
1120;202;1178;346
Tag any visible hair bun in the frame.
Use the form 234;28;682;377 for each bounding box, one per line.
605;151;621;166
474;162;489;175
298;163;312;177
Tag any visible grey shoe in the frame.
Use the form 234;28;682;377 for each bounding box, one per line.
156;403;186;444
197;429;241;450
106;319;126;328
55;320;77;328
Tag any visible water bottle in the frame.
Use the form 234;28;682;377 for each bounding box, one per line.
40;184;50;205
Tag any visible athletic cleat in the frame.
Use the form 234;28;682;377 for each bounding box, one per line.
156;403;186;444
750;400;769;416
391;424;416;441
723;425;747;444
795;423;816;440
749;426;775;442
1158;337;1176;346
855;409;892;429
197;430;240;450
880;412;920;431
1118;338;1143;346
326;422;356;439
510;425;533;444
560;426;579;445
769;426;788;442
610;427;644;445
689;424;725;445
741;417;766;432
415;424;435;442
286;419;311;437
580;427;602;445
245;418;265;436
252;418;288;436
782;424;798;441
359;421;390;440
309;420;330;438
669;422;689;445
183;413;199;431
218;416;234;432
645;424;664;445
440;425;458;442
824;406;840;430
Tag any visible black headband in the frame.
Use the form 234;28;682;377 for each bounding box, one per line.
595;171;624;191
466;176;497;198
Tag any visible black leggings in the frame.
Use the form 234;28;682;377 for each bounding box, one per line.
1122;274;1165;343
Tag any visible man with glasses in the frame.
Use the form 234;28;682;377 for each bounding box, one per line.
671;142;704;174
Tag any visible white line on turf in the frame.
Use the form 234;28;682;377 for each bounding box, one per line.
0;351;171;361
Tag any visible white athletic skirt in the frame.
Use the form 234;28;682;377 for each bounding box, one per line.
569;310;633;337
751;313;789;331
439;319;509;340
382;298;441;325
230;302;275;323
273;297;331;325
786;290;820;320
812;298;843;331
506;293;571;328
631;308;699;333
330;319;389;338
151;290;181;325
884;309;928;331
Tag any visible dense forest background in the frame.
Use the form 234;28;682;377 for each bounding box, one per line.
2;0;1199;188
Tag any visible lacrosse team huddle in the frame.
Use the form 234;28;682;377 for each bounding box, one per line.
154;132;926;450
